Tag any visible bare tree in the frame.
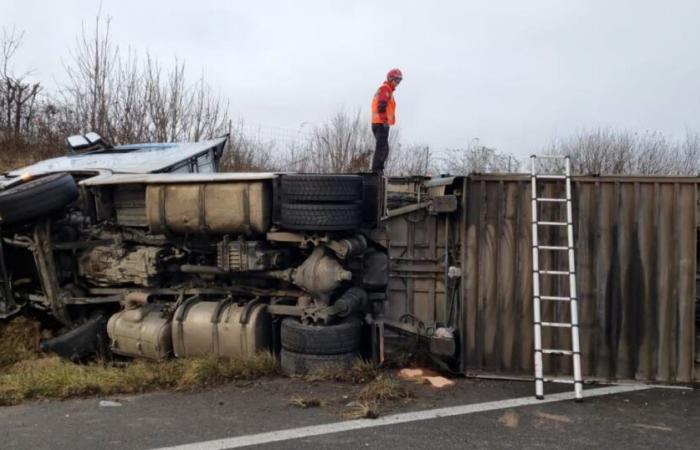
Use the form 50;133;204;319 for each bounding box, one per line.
62;14;117;138
0;27;41;143
107;49;148;143
60;12;230;146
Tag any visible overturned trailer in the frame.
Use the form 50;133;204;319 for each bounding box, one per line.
381;174;699;385
0;136;697;385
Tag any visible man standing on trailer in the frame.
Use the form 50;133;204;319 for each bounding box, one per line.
371;68;402;172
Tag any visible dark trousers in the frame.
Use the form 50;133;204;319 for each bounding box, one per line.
371;124;390;172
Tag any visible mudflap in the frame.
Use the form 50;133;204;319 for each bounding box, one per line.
40;313;110;361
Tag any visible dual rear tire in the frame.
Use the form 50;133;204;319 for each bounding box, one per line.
279;175;364;231
280;317;363;375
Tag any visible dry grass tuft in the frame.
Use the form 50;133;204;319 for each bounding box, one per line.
0;353;279;406
357;376;413;403
288;395;324;409
339;375;413;419
302;358;379;384
342;401;380;419
0;317;41;368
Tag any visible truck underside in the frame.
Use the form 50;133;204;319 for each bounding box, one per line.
0;167;394;374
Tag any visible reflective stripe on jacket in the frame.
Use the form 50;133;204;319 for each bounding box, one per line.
371;82;396;125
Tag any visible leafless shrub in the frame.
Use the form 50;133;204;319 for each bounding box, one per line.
385;144;431;176
436;139;520;174
219;120;278;171
545;128;700;175
286;110;373;173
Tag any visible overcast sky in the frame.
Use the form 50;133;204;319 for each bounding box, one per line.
3;0;700;158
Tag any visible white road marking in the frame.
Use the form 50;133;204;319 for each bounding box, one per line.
154;384;651;450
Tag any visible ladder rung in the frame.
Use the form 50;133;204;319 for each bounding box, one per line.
536;221;568;227
536;198;567;203
543;377;576;384
536;175;566;180
539;270;569;275
542;349;574;355
541;322;572;328
539;295;571;301
537;245;568;251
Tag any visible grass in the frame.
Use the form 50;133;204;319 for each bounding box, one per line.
0;317;41;368
357;376;413;403
0;353;279;406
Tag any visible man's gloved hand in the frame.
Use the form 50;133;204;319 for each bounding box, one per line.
383;122;390;129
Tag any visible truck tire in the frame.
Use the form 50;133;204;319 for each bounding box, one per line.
280;203;362;231
281;175;363;203
280;348;359;375
0;173;79;225
281;317;362;355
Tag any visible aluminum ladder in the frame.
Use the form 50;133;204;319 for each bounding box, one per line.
530;155;583;402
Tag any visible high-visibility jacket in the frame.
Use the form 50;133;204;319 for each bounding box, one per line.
371;81;396;125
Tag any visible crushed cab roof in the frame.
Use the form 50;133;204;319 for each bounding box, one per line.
8;137;228;178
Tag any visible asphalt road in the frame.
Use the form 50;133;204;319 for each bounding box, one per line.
0;377;697;449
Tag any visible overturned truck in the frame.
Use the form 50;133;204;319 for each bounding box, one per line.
1;135;698;385
0;136;390;374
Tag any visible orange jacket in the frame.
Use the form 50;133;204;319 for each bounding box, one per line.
371;81;396;125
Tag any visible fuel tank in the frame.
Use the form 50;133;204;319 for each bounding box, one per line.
172;300;271;358
106;303;172;360
145;181;271;235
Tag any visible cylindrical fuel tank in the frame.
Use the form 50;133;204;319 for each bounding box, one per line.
171;300;271;358
107;303;172;360
145;182;271;235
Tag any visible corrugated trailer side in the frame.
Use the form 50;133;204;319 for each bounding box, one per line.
459;174;697;384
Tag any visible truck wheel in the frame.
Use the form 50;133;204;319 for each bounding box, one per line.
0;173;79;225
280;348;359;375
281;317;362;355
280;203;362;231
281;175;363;203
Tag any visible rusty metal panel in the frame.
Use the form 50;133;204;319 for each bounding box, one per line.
384;209;449;327
460;175;697;384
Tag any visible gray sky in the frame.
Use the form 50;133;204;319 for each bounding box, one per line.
3;0;700;158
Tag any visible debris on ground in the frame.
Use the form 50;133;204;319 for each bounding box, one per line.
98;400;123;407
288;395;324;409
397;367;455;388
498;409;520;428
343;400;380;419
357;376;413;403
535;412;573;424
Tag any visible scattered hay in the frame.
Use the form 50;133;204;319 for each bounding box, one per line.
338;376;413;419
343;401;379;419
302;359;379;384
288;395;324;409
0;317;41;368
357;376;413;403
0;353;279;406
